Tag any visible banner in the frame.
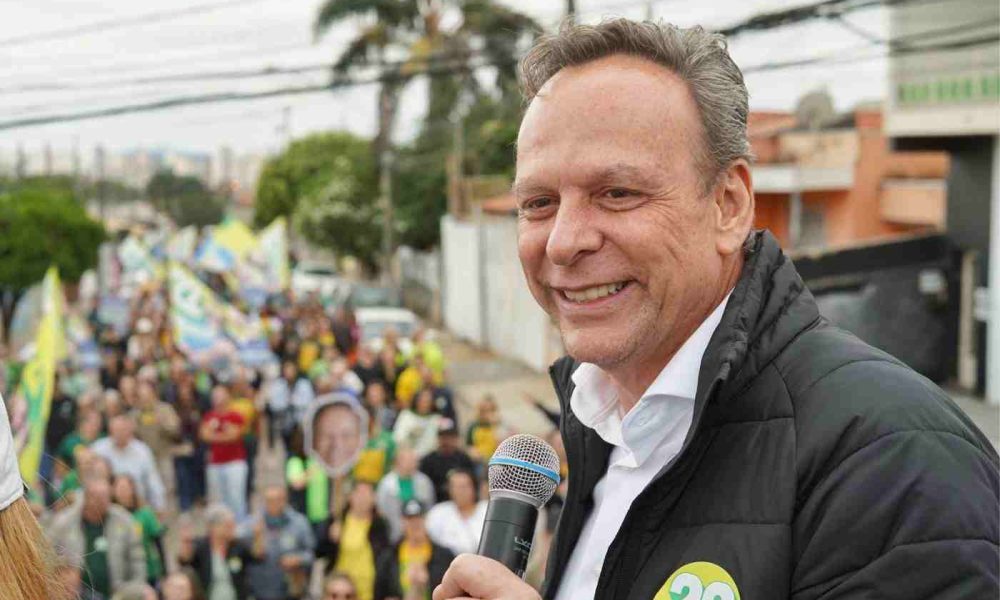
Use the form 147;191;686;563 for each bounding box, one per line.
13;267;64;487
168;262;234;364
118;234;161;288
220;303;275;367
256;217;291;292
213;217;257;259
166;226;198;263
194;229;236;273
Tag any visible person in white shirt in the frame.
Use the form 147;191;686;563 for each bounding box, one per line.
433;17;755;600
425;469;487;557
91;414;167;513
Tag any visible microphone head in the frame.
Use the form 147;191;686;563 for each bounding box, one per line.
488;433;561;508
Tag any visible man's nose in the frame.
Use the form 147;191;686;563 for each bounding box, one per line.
545;197;602;266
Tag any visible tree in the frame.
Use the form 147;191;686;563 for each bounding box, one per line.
0;178;105;290
313;0;539;273
255;131;380;268
145;169;225;227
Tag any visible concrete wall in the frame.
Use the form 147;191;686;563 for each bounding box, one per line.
397;246;442;323
481;216;555;372
441;214;562;372
441;216;483;344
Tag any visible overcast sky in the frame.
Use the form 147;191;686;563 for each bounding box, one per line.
0;0;889;160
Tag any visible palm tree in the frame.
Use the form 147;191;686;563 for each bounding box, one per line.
314;0;539;281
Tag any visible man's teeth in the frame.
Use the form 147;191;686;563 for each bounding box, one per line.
564;282;627;303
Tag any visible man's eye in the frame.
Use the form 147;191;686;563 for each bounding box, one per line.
521;197;554;211
606;188;633;199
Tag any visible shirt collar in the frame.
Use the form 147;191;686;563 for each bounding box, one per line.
569;292;731;467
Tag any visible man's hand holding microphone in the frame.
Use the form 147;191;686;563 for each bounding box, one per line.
434;434;560;600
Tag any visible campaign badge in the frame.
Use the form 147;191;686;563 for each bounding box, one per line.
654;561;740;600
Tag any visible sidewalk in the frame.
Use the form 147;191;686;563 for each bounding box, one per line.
442;333;1000;449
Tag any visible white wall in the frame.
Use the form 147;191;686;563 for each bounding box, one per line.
441;214;562;372
441;215;483;345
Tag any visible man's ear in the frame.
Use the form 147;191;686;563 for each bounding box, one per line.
714;159;754;257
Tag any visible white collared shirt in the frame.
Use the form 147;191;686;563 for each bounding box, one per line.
555;294;730;600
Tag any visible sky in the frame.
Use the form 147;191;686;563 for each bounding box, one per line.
0;0;891;162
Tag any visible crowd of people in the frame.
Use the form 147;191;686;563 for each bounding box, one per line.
11;282;567;600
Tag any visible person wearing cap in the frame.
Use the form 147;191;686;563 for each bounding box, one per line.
376;447;435;543
418;419;475;503
374;499;455;600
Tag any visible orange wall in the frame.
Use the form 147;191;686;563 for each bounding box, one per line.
754;193;790;246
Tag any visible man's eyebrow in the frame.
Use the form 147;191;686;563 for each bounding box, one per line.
511;179;552;197
590;163;654;184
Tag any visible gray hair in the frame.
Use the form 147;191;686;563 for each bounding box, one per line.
205;503;234;527
519;18;752;186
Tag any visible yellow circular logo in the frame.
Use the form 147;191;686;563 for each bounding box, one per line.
654;562;740;600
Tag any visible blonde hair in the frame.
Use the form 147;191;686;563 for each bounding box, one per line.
0;497;66;600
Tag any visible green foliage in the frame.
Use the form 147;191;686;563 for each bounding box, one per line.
0;178;105;289
256;132;380;268
145;170;225;227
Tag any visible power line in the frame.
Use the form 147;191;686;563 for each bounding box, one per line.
0;62;335;94
0;0;274;48
0;55;513;132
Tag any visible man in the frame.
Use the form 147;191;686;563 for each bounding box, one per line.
178;504;254;599
435;18;999;600
91;414;167;513
418;419;476;502
311;398;364;473
376;446;435;542
246;485;316;600
132;379;181;489
49;472;147;597
200;384;249;519
375;499;455;600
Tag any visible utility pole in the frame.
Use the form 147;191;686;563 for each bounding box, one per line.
379;147;395;286
566;0;576;23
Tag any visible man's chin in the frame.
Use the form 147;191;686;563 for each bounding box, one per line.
561;329;632;367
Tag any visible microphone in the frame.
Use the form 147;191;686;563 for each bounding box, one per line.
477;433;561;578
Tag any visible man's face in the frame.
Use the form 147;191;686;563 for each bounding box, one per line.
84;479;111;516
264;487;287;517
313;404;361;470
209;514;236;542
402;514;426;541
109;416;133;446
516;55;725;370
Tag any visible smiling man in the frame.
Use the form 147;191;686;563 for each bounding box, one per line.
433;18;999;600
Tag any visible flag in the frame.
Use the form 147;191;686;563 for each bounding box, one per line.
195;229;236;273
256;216;290;292
213;217;257;259
168;262;233;363
15;267;64;487
166;226;198;263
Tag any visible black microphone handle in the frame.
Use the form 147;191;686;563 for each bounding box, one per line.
476;494;539;579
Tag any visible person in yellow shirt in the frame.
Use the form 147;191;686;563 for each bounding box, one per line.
316;482;390;600
373;500;454;600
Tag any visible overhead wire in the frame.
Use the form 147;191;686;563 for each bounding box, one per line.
0;0;275;48
0;0;990;132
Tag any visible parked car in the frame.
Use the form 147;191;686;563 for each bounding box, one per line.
292;261;341;299
355;307;418;354
347;284;403;309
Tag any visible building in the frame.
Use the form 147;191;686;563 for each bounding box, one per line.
751;105;949;251
885;0;1000;402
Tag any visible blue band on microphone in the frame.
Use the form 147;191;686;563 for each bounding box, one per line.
488;456;561;485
